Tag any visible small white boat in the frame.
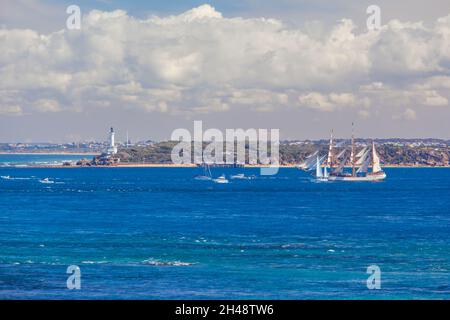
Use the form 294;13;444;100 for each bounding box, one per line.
39;178;54;184
231;173;256;180
1;175;11;180
213;175;229;184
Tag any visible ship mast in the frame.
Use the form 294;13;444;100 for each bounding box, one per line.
372;141;375;170
327;129;334;168
351;123;356;177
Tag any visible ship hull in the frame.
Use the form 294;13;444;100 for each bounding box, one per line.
327;172;386;182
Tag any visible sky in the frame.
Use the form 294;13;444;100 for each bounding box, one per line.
1;0;450;142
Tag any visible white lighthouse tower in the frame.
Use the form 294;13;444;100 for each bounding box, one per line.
107;127;118;155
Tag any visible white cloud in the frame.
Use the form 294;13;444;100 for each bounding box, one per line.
297;92;367;112
423;90;449;106
403;108;417;120
34;99;61;112
0;105;22;115
0;4;450;119
393;108;417;120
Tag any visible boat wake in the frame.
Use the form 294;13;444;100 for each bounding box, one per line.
1;175;33;180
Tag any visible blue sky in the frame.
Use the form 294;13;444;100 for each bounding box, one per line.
4;0;449;32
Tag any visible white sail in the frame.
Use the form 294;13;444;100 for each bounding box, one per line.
355;147;368;159
357;155;371;174
372;142;382;173
336;148;346;159
316;155;323;178
205;163;212;178
331;148;346;173
356;149;369;165
306;154;325;171
307;150;319;159
299;150;318;169
334;155;349;174
304;154;319;171
305;161;316;171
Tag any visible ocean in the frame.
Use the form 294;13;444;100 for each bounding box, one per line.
0;155;449;299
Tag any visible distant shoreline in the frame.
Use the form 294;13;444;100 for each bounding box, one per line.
4;163;449;168
0;152;100;156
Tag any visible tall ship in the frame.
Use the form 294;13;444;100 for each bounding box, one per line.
300;125;386;182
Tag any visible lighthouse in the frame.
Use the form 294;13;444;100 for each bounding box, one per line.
107;127;118;155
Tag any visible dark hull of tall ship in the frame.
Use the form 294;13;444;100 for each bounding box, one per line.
327;171;386;181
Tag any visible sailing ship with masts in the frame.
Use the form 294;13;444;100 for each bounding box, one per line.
300;125;386;181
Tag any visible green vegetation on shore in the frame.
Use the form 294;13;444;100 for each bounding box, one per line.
111;140;449;166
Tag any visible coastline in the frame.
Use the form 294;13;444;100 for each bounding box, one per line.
0;152;100;156
0;153;448;168
3;163;449;168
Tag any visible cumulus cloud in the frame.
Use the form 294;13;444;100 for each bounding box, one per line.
297;92;368;112
0;4;450;119
0;105;22;115
34;99;61;112
393;108;417;120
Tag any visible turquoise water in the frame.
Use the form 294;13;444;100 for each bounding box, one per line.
0;154;94;167
0;161;449;299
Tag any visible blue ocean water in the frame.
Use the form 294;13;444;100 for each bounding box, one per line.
0;161;449;299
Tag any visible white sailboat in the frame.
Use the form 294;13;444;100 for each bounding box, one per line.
194;163;213;181
301;126;386;182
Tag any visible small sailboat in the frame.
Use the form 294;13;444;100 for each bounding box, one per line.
315;155;328;181
213;174;229;184
194;163;213;181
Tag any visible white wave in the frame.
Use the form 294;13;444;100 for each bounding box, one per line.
142;258;195;267
81;260;109;264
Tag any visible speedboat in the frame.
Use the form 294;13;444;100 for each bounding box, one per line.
1;175;11;180
230;173;255;180
213;175;229;184
39;178;54;184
